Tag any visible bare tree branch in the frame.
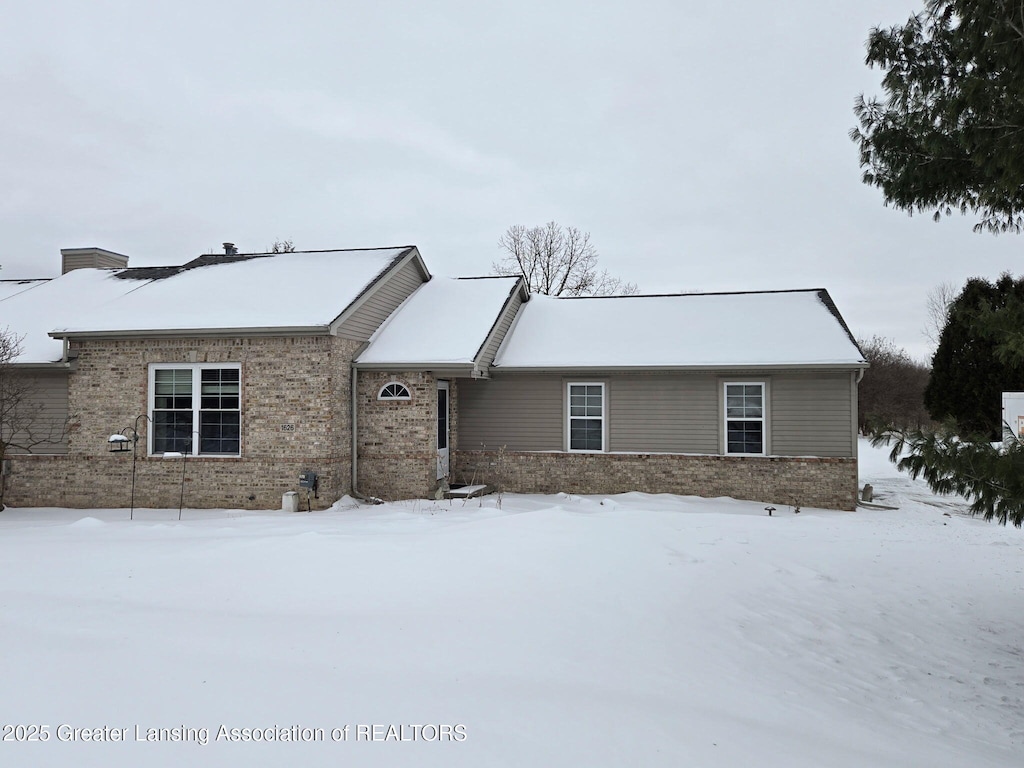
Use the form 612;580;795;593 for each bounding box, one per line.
923;280;958;347
493;222;638;296
0;329;69;508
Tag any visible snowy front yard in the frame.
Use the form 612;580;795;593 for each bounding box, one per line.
1;440;1022;767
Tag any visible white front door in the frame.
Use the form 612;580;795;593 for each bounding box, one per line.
436;380;450;480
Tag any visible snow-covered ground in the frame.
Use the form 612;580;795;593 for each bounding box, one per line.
1;439;1022;767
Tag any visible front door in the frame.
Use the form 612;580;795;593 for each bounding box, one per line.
437;380;450;479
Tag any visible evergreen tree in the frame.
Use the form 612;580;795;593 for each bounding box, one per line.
926;274;1024;438
873;428;1024;527
852;1;1024;232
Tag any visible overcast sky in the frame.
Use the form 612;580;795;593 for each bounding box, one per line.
2;0;1019;361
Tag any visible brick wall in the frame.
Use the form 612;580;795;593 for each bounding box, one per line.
454;450;858;511
355;371;458;500
4;347;858;511
4;335;360;510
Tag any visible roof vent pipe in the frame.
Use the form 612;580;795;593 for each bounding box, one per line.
223;242;238;255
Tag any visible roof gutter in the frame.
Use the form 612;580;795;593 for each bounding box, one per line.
9;361;75;372
50;326;331;341
352;361;478;378
490;362;870;374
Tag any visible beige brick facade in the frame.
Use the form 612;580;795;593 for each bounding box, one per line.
454;450;858;511
355;371;458;500
4;341;857;511
5;334;361;510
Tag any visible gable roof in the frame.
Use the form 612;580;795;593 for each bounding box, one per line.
493;289;867;370
2;245;867;373
0;247;424;364
62;247;417;335
355;276;526;371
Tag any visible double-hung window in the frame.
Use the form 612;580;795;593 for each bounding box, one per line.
567;382;605;452
150;364;241;456
724;382;765;455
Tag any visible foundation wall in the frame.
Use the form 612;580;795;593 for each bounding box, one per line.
454;450;858;511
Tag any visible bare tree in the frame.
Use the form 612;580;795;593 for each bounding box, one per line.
857;335;932;434
269;239;296;253
493;222;638;296
924;281;958;348
0;330;67;508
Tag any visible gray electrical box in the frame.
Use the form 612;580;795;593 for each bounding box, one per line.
299;471;318;490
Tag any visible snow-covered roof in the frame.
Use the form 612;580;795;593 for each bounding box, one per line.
0;270;141;363
58;248;412;335
356;276;522;366
493;290;866;369
0;279;49;302
0;248;415;364
2;247;865;372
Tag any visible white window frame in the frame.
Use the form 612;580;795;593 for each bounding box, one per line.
377;381;412;401
723;381;766;456
148;363;242;457
566;381;607;453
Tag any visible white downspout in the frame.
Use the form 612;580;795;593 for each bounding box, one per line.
853;366;865;507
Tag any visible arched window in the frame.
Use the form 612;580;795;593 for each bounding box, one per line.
378;382;412;401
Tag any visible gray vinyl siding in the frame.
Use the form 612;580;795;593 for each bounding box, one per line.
458;370;856;458
3;371;69;454
457;375;563;451
477;289;524;369
608;374;719;453
770;372;853;457
336;258;427;341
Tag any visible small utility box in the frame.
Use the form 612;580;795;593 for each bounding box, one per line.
282;491;299;513
1001;392;1024;444
299;470;318;491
